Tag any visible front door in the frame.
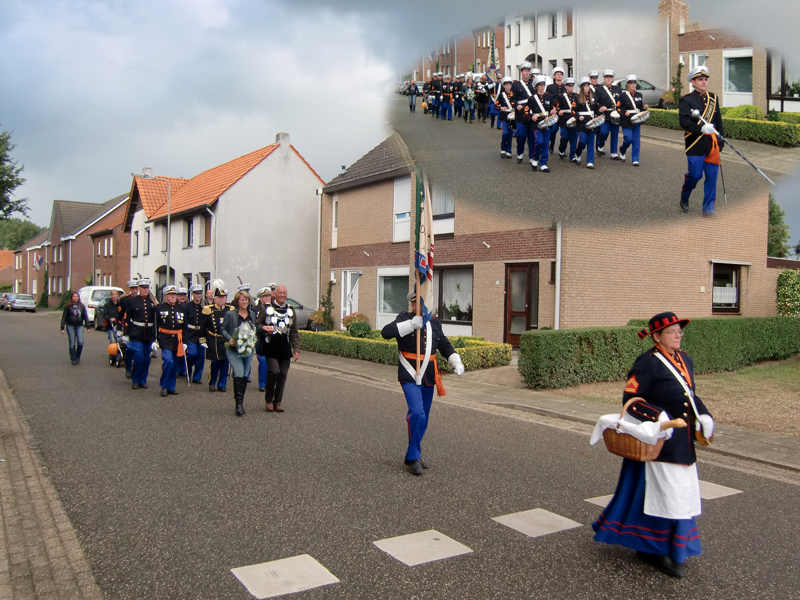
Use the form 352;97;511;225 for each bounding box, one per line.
341;270;359;327
504;264;539;347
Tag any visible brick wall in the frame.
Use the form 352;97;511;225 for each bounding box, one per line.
455;30;475;75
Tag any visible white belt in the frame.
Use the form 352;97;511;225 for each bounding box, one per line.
132;320;154;327
398;322;432;386
578;111;593;116
186;324;200;330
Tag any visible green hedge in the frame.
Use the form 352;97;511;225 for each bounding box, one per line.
768;110;800;125
519;317;800;389
720;105;765;120
299;330;512;372
646;108;800;146
777;269;800;316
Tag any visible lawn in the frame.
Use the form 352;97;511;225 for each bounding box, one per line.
546;355;800;438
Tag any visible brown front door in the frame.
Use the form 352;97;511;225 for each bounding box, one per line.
504;264;539;347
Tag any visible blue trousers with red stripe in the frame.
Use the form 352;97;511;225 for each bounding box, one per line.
401;382;434;462
592;459;701;564
515;122;537;160
681;155;719;214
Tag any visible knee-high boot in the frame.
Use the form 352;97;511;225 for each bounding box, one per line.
234;377;245;416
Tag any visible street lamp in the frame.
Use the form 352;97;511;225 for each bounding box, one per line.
131;168;172;287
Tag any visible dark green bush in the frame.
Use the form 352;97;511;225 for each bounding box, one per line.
519;317;800;389
348;321;372;338
646;109;800;147
767;110;800;125
720;105;764;120
777;269;800;316
645;108;681;130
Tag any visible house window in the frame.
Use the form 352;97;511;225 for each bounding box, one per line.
551;14;557;37
161;225;168;252
108;275;112;286
203;215;212;245
184;217;194;248
564;58;573;78
144;227;151;255
103;238;108;257
379;274;409;315
529;19;536;42
689;52;705;71
712;264;740;313
97;241;102;257
433;267;473;323
393;175;411;243
724;53;753;93
515;21;521;45
32;279;37;296
58;245;63;262
58;276;62;293
565;10;573;35
431;184;455;236
109;237;114;256
183;273;193;289
132;231;139;257
331;193;338;249
506;25;511;48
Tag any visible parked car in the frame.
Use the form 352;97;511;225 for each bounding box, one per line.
613;78;667;108
286;298;316;330
93;296;113;330
9;294;36;313
1;293;17;310
77;286;125;322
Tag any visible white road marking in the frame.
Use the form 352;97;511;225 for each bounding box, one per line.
231;554;339;599
584;494;614;508
492;508;582;538
699;480;743;499
373;529;473;566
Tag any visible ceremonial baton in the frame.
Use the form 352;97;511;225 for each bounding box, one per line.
690;109;776;186
184;348;190;387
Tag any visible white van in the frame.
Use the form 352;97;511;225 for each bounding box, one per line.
77;286;125;321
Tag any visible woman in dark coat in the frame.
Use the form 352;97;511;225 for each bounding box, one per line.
222;290;258;416
60;291;91;365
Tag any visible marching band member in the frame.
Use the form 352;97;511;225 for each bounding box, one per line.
618;74;648;166
440;74;454;121
254;286;273;392
556;77;578;162
381;290;464;476
182;284;206;384
154;284;186;397
119;279;138;378
200;281;233;393
430;72;442;119
588;70;600;93
529;75;556;172
595;70;622;159
495;76;515;158
511;62;537;165
572;77;599;169
126;279;156;390
679;66;725;214
488;75;502;130
453;74;464;118
546;67;565;155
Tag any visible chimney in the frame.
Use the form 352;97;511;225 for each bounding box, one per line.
275;132;290;147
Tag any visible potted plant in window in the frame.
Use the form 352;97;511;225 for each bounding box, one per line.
791;81;800;98
448;302;461;320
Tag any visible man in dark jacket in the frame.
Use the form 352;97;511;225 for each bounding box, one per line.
154;285;186;397
118;279;138;377
381;291;464;476
200;281;233;392
182;284;206;384
125;279;156;389
256;285;300;412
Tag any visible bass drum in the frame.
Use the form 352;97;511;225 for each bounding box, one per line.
609;110;621;125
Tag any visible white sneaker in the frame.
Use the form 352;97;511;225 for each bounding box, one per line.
531;159;539;168
539;165;550;172
619;154;626;163
610;153;619;160
587;163;594;169
633;161;640;167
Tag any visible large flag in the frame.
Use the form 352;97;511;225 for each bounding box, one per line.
33;253;41;271
414;166;434;324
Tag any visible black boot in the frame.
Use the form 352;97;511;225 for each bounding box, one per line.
234;377;245;416
240;378;248;415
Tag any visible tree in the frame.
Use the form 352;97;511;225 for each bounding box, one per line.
768;194;790;258
0;128;29;219
0;218;43;250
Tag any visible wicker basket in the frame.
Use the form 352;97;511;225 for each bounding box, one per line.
602;398;665;462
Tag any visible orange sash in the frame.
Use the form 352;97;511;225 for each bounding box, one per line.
159;328;184;357
401;351;447;397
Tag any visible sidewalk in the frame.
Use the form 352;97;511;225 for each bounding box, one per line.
299;351;800;473
641;124;800;177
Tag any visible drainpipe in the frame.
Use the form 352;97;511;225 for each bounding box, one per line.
316;190;322;307
68;240;72;291
554;221;562;330
91;238;96;286
205;206;216;280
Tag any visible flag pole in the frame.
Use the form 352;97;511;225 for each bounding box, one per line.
415;268;421;378
414;165;423;380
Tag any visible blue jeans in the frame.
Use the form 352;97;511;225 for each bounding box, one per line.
463;99;475;120
226;348;254;378
65;325;85;362
577;130;597;164
620;125;641;162
209;360;229;388
681;155;719;214
559;126;578;159
160;348;178;392
257;354;269;388
401;382;435;462
127;340;152;386
408;94;416;111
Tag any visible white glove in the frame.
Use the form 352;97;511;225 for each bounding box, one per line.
151;342;159;352
449;353;465;376
121;336;129;343
696;414;714;439
410;315;423;330
200;343;208;349
182;344;188;352
701;123;716;135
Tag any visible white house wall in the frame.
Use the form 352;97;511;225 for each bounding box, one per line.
215;144;320;306
167;212;214;286
129;208;163;283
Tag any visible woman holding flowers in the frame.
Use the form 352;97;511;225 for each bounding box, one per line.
222;290;258;416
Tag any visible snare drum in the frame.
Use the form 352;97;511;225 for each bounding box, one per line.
630;110;650;125
538;114;558;130
565;116;577;128
609;110;621;125
586;115;605;131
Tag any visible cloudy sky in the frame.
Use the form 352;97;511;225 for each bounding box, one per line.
2;0;799;242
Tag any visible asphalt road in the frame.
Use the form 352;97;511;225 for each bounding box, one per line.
389;95;769;228
2;311;799;599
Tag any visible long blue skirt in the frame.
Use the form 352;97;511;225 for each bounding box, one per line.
592;459;702;564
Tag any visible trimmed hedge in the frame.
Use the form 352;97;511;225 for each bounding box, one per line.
768;110;800;125
777;269;800;316
646;108;800;147
299;330;511;372
519;317;800;389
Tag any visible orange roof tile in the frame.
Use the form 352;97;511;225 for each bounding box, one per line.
149;145;279;219
133;176;189;219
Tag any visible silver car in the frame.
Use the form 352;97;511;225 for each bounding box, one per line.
9;294;36;313
286;298;315;330
1;293;17;310
613;78;667;108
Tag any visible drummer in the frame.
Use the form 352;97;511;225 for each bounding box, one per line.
618;74;648;166
588;70;600;93
529;75;556;172
556;77;578;162
572;77;599;169
595;69;622;159
546;67;566;155
511;61;537;165
494;76;515;159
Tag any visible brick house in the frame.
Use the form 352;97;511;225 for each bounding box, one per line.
0;250;13;289
44;196;128;304
320;134;779;344
85;197;131;288
411;25;504;82
124;133;324;305
11;230;49;296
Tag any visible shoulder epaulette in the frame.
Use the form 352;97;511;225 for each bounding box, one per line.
202;305;212;315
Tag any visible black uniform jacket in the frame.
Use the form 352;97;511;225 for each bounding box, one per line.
679;90;725;156
181;301;204;344
200;304;234;361
527;92;555;124
440;82;455;103
622;347;712;466
545;82;565;101
154;302;186;352
510;79;535;123
618;89;645;129
256;301;301;360
124;296;155;343
494;88;514;122
475;80;494;103
595;84;621;117
556;91;577;127
381;312;456;387
572;97;599;133
118;293;137;333
430;79;442;99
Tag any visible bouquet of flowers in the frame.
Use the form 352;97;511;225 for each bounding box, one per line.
232;322;257;356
